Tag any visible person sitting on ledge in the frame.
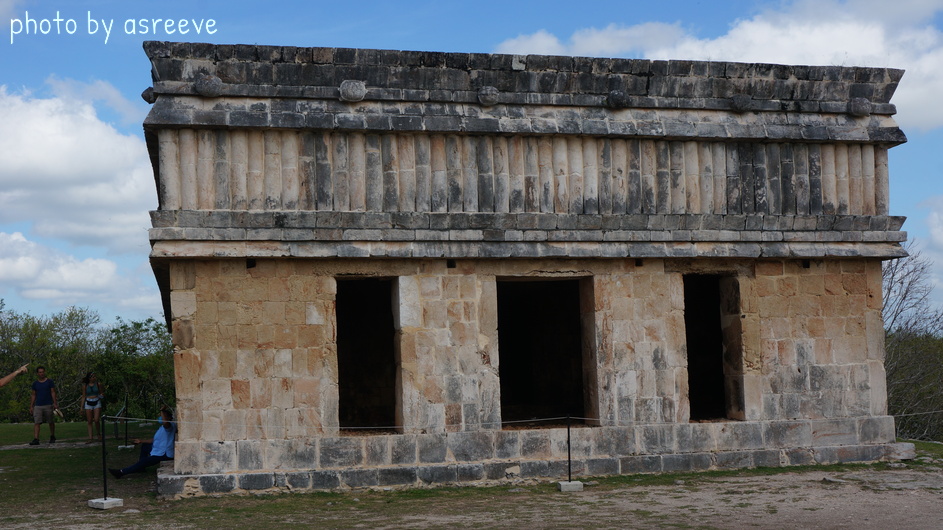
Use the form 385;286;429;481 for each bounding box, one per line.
109;406;175;479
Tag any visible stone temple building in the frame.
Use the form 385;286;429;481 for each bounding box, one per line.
142;41;910;497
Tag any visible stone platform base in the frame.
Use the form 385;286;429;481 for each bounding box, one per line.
157;443;910;499
88;497;123;509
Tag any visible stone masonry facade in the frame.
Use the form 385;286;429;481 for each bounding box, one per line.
142;41;908;497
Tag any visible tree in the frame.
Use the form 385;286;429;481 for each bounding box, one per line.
0;303;100;422
94;317;175;420
882;242;943;440
0;301;175;423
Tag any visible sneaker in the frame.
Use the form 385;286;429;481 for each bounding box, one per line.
109;468;123;479
28;439;39;446
49;436;56;444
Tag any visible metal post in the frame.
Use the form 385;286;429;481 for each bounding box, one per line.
566;414;572;482
123;397;129;445
101;414;108;500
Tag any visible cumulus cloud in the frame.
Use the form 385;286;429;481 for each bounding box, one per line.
0;84;155;254
495;29;568;56
493;0;943;131
0;0;21;21
45;76;148;126
0;232;159;315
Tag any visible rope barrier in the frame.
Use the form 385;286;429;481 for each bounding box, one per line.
892;409;943;418
102;414;594;431
101;409;943;432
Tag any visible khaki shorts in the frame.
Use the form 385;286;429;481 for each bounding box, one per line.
33;405;54;424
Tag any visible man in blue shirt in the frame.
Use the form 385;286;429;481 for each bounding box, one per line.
109;406;175;478
29;366;58;445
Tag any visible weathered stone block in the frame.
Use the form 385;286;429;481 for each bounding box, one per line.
456;464;484;481
447;432;493;461
311;470;340;489
676;423;715;453
886;442;916;461
378;467;418;486
239;473;274;490
483;462;510;480
391;436;417;465
237;440;263;471
320;437;364;468
785;448;814;466
278;471;311;489
520;431;552;458
340;469;379;488
585;458;619;476
765;421;812;448
857;416;895;444
201;441;237;474
715;451;752;469
662;453;712;472
418;434;447;463
638;424;676;454
620;455;662;474
416;465;457;484
156;474;188;497
200;474;236;494
520;460;551;478
716;422;764;451
753;449;783;468
811;419;858;446
365;436;390;466
494;431;520;459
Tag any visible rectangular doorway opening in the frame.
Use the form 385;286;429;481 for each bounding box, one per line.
683;274;744;421
336;278;397;433
496;278;595;428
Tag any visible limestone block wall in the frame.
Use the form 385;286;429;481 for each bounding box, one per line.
167;255;892;481
749;259;887;420
156;129;890;217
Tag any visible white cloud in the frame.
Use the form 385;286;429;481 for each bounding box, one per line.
0;0;22;21
495;29;568;56
493;0;943;131
45;76;147;126
0;84;155;254
0;232;159;314
496;23;687;58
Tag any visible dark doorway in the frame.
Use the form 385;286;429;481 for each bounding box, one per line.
497;279;587;426
335;278;396;430
683;274;743;421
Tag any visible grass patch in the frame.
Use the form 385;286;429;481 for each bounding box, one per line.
0;420;156;445
907;439;943;460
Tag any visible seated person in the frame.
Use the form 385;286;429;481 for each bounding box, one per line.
109;407;175;479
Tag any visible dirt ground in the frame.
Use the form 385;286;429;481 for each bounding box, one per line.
354;464;943;529
569;466;943;529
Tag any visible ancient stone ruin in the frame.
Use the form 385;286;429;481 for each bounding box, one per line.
142;41;909;497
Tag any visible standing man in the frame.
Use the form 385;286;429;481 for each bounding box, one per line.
29;366;58;445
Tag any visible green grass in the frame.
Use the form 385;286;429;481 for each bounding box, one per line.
0;420;157;445
907;439;943;459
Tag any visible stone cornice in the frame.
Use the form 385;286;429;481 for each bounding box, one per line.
142;41;906;146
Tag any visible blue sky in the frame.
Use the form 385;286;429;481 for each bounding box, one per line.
1;0;942;322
